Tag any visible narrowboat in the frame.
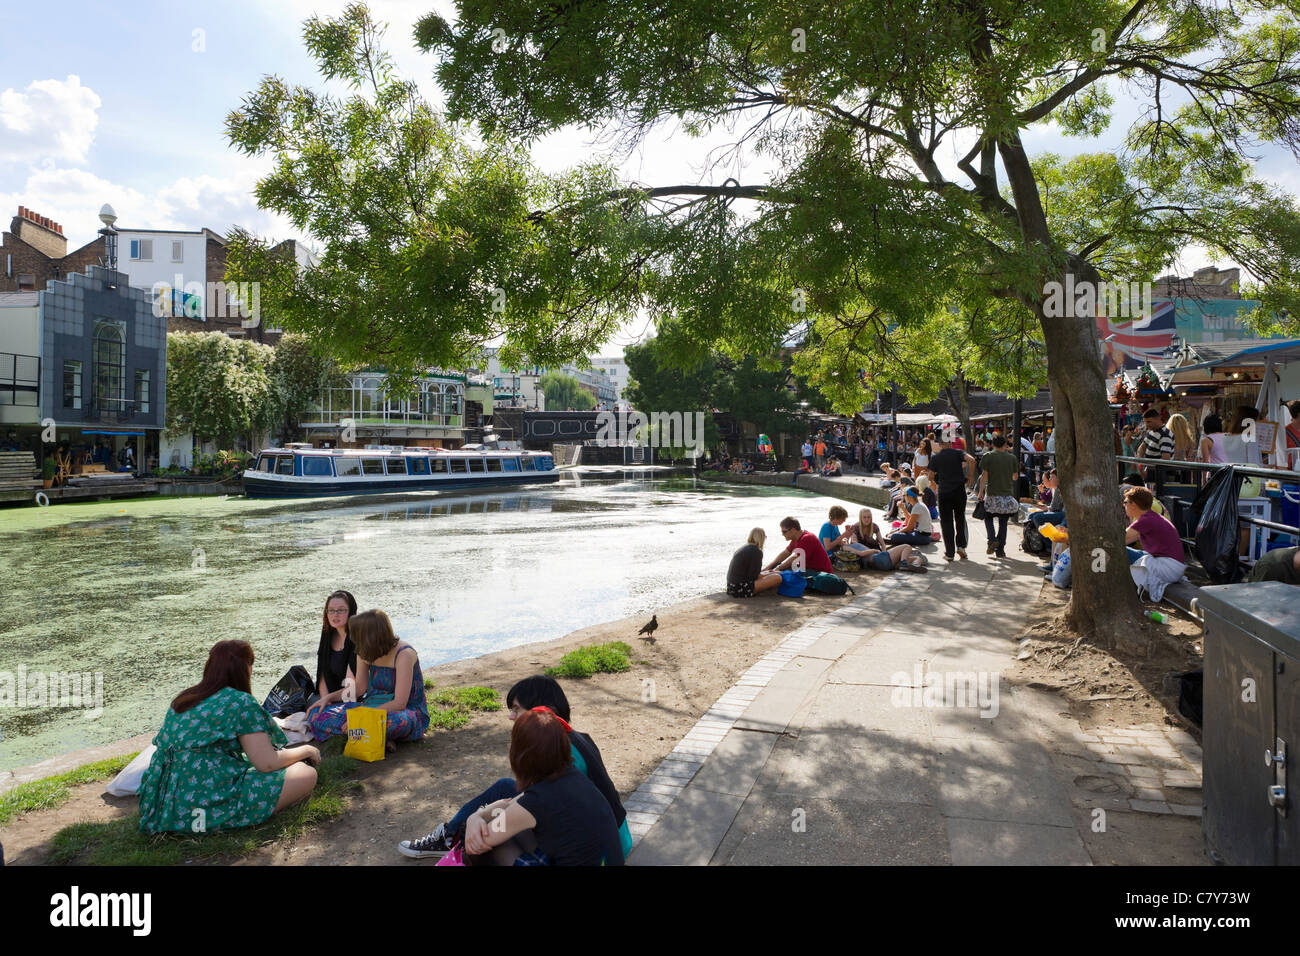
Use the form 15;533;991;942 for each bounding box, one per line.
242;443;559;499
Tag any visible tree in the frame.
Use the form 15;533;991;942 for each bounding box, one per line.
270;333;358;442
538;372;595;410
414;2;1300;650
224;4;650;385
165;332;279;448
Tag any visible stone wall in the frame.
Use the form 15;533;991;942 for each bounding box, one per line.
700;471;891;508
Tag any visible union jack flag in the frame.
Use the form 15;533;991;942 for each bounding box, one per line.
1096;300;1178;376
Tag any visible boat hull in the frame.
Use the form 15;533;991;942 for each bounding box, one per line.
242;470;560;499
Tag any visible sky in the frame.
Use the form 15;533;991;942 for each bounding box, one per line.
2;1;1296;358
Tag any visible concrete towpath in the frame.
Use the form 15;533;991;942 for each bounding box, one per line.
626;540;1207;866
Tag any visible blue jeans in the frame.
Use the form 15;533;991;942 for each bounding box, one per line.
887;531;932;546
446;777;518;836
1029;510;1064;530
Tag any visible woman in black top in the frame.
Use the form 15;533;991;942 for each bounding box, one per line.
727;527;784;598
307;590;358;719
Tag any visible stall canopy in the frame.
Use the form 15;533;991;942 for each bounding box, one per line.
856;412;959;426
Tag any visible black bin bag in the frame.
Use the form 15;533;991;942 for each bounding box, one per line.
262;665;318;717
1191;466;1244;585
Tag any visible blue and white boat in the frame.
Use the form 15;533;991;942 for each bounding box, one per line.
242;442;558;498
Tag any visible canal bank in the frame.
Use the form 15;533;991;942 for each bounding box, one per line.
0;586;865;864
700;470;892;509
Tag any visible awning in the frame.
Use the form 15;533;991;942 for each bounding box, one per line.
80;430;146;436
856;412;959;426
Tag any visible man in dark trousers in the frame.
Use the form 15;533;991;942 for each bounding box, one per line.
929;435;976;561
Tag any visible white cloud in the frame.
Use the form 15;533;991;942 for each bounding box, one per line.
0;165;295;250
0;76;101;164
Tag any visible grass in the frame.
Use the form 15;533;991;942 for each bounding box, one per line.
46;737;361;866
544;641;634;679
0;752;139;826
422;684;502;730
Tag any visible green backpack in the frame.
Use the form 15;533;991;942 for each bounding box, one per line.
804;572;855;596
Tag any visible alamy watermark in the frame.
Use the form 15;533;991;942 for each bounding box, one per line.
0;666;103;720
1043;276;1152;325
152;277;260;326
594;409;706;455
891;666;1000;718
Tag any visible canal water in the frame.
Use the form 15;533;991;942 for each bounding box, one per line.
0;476;848;772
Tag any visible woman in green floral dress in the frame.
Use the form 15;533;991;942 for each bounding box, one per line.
138;640;321;834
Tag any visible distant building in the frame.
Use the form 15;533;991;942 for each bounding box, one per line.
590;355;628;401
0;264;167;470
300;369;466;448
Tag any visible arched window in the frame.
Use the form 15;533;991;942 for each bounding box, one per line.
93;319;126;414
359;377;382;414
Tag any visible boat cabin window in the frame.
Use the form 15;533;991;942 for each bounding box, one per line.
521;456;536;471
335;457;361;477
258;455;275;472
361;458;385;475
276;456;295;475
467;458;484;472
385;457;408;475
502;457;519;472
449;458;468;473
301;456;332;477
431;458;447;473
409;457;429;475
485;458;503;472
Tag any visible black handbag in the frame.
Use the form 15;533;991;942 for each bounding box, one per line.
262;665;319;717
972;499;987;520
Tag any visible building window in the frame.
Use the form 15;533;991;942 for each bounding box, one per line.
17;274;36;291
171;240;184;262
93;319;126;414
63;360;82;409
129;239;153;261
134;368;150;414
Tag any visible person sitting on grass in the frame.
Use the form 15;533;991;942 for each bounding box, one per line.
399;675;631;862
309;610;429;747
763;516;834;574
307;590;359;722
1124;486;1188;603
726;527;785;598
138;639;320;835
886;487;934;546
459;706;624;865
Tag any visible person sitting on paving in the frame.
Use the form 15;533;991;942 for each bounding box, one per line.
763;516;834;575
1247;545;1300;585
886;487;935;546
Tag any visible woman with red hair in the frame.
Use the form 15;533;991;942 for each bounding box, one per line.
461;707;623;866
138;640;320;834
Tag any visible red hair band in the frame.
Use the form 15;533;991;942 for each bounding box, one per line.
530;706;573;733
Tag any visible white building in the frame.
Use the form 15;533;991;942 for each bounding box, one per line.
591;355;628;401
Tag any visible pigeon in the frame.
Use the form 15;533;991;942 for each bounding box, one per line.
637;614;659;644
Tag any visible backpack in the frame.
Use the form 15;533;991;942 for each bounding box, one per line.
1022;521;1049;555
804;572;855;596
832;550;863;573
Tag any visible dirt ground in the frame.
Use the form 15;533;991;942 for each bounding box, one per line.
2;584;869;866
1012;585;1203;738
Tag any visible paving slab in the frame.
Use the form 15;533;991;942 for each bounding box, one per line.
719;797;951;866
947;818;1091;866
935;738;1076;827
688;727;781;797
627;784;748;866
762;730;940;805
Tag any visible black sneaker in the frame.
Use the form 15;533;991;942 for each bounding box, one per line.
399;823;452;859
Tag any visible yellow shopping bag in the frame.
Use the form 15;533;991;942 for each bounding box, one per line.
1039;522;1069;543
343;706;387;762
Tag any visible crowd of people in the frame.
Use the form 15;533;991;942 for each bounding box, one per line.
135;591;629;866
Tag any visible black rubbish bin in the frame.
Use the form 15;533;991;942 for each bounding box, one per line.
1198;581;1300;865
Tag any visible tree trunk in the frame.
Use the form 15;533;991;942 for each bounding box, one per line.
1037;260;1146;652
945;373;974;452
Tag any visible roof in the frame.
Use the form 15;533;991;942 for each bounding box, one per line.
1171;338;1300;377
0;292;40;307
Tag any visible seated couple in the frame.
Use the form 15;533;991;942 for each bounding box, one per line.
308;590;430;746
399;676;628;866
886;488;935;547
822;506;927;572
725;516;844;599
821;457;843;476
